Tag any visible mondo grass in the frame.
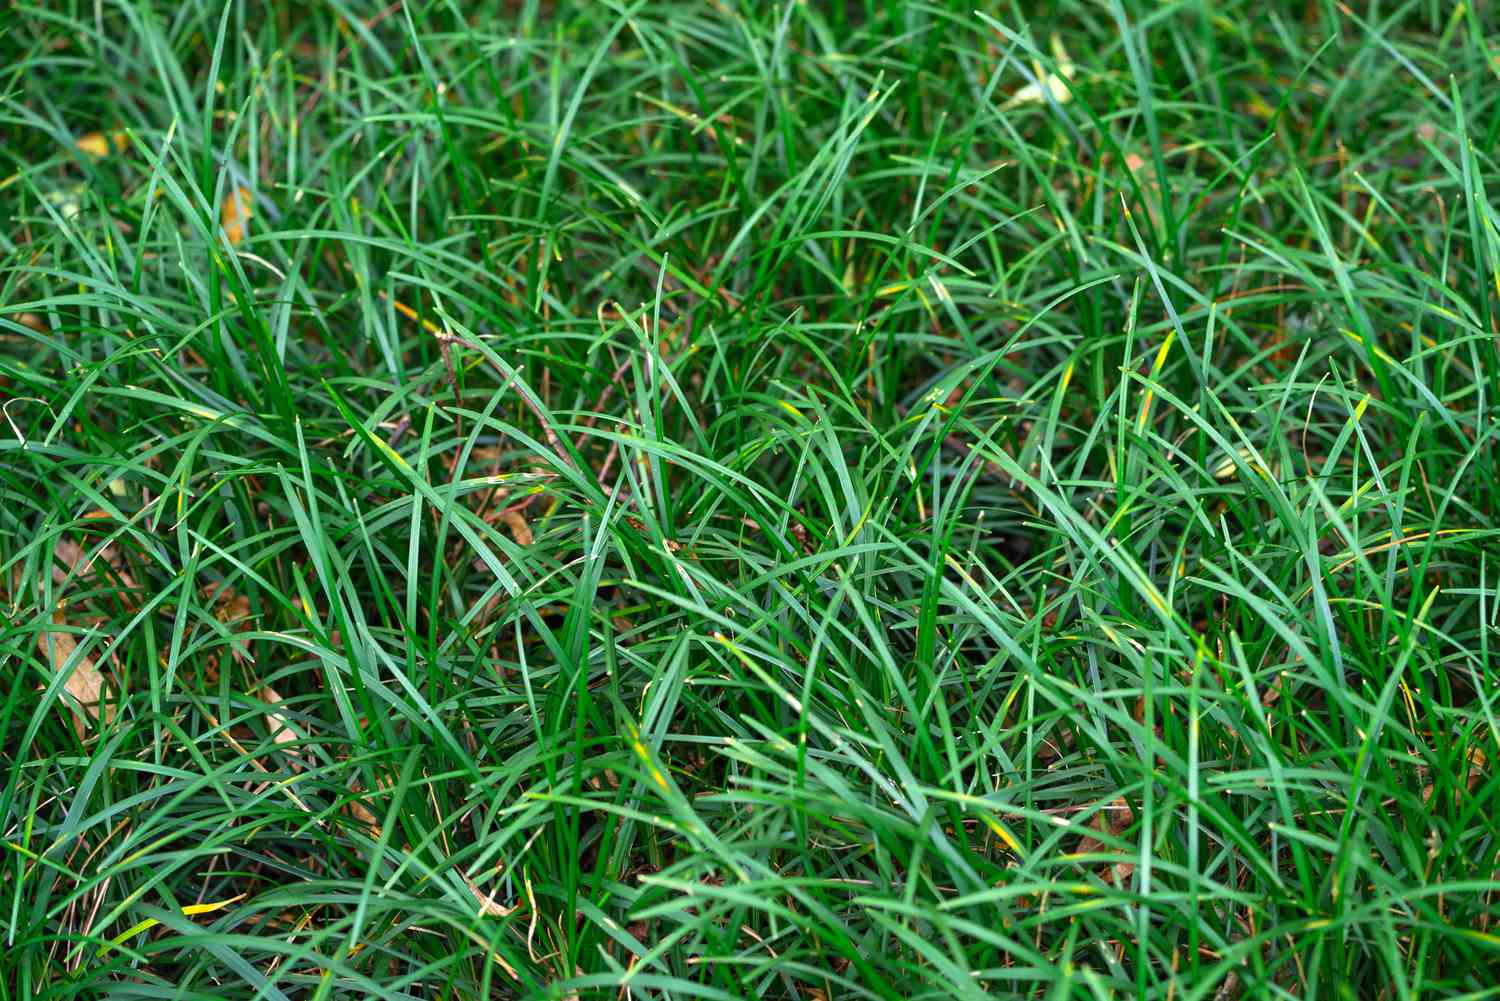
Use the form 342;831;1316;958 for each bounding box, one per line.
3;0;1500;998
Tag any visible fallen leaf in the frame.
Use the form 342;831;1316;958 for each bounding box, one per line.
202;583;297;754
221;186;253;246
37;609;111;734
260;685;298;748
75;130;128;158
343;781;382;835
1074;797;1134;882
205;581;253;665
501;510;533;546
50;538;90;585
467;875;517;917
1121;151;1165;228
1421;745;1488;807
208;583;252;624
464;876;523;980
51;537;136;599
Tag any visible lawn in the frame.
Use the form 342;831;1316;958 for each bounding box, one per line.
3;1;1500;997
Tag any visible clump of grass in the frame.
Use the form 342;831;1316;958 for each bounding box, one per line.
3;1;1499;997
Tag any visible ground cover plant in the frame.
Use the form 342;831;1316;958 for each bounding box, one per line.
4;0;1500;997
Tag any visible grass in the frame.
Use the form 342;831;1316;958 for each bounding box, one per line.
3;0;1500;996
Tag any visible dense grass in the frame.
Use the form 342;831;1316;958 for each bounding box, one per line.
4;0;1500;996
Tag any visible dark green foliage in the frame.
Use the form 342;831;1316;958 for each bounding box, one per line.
3;1;1500;997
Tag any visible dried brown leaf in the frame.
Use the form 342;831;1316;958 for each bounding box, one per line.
209;584;252;624
260;685;298;748
50;538;89;585
204;582;254;665
466;875;517;917
501;510;533;546
203;584;296;754
343;781;381;835
1420;745;1488;806
50;537;138;605
37;609;111;733
1074;797;1135;882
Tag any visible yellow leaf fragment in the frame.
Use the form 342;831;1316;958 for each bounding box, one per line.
1213;446;1260;481
222;186;253;246
75;130;128;158
1000;35;1076;110
182;893;247;917
99;894;246;956
378;290;444;335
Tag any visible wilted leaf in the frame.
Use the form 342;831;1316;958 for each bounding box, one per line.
1074;797;1134;881
209;583;252;623
98;893;245;956
501;510;533;546
205;581;253;664
260;685;298;748
463;876;523;980
222;186;253;246
1421;745;1488;807
1000;35;1076;110
343;780;382;835
201;582;297;754
467;875;517;917
37;609;111;734
50;538;89;585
